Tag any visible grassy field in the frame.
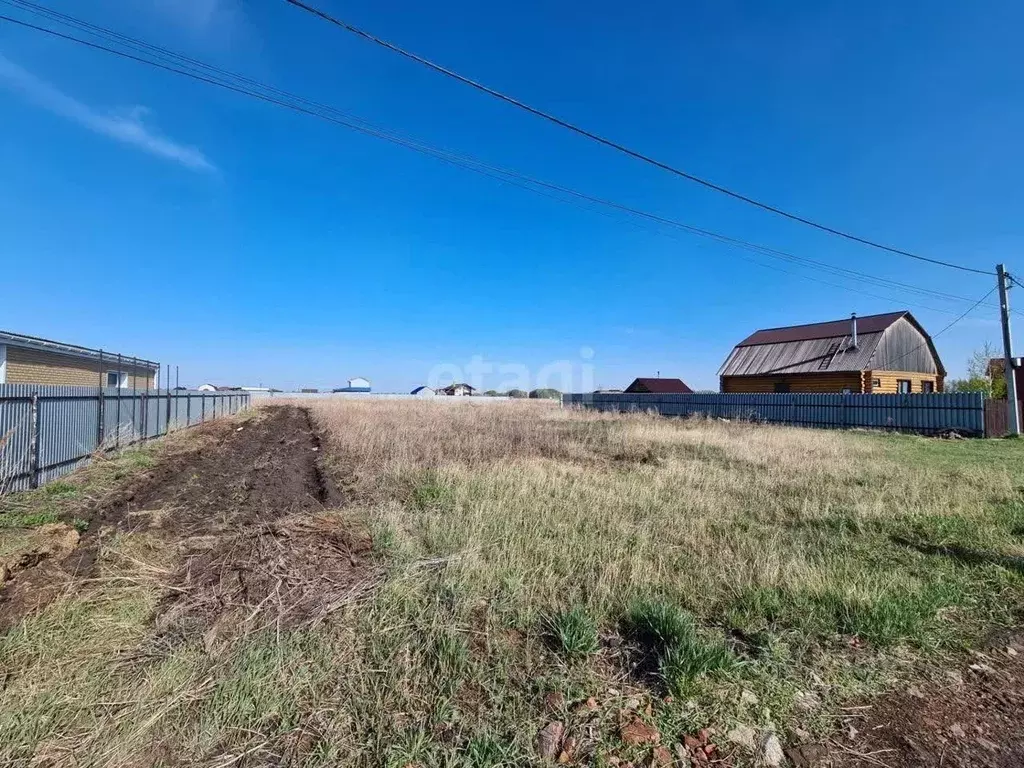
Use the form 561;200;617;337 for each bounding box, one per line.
1;401;1023;766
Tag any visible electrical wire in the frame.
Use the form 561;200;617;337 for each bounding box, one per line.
282;0;994;277
0;4;1004;313
757;286;997;376
882;286;998;372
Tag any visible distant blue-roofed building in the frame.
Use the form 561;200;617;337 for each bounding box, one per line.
332;376;371;393
411;386;435;397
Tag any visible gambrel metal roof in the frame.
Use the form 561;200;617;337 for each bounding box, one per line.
719;311;945;377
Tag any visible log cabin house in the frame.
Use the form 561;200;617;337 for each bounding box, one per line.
719;311;945;394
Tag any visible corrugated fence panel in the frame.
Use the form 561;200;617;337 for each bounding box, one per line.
562;392;985;435
145;395;162;439
38;386;99;480
0;387;248;491
0;385;35;492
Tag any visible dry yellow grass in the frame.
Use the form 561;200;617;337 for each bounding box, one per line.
0;399;1022;767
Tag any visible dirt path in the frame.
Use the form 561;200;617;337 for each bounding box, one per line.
786;630;1024;768
0;405;370;634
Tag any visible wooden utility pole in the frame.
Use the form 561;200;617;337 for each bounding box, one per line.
997;264;1020;436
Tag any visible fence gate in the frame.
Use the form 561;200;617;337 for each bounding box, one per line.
984;399;1023;437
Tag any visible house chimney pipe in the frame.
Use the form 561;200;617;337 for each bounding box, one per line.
851;313;858;349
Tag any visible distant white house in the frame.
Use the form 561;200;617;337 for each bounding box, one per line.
197;383;217;392
333;376;371;393
438;383;475;397
411;386;435;397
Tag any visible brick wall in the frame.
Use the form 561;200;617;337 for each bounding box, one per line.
4;346;155;388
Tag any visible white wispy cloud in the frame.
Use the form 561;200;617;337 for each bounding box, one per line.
147;0;241;35
0;53;215;173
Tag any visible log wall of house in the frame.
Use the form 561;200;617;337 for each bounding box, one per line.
720;372;864;394
865;370;944;394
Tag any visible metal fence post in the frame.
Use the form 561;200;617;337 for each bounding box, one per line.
165;364;172;435
115;354;122;448
132;356;138;444
96;350;104;450
28;392;39;489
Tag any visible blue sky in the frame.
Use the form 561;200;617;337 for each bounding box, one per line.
1;0;1022;391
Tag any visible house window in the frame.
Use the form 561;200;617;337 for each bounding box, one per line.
106;371;125;388
897;379;911;394
773;382;790;393
871;378;881;388
922;381;935;394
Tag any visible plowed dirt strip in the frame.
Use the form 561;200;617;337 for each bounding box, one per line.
0;405;366;632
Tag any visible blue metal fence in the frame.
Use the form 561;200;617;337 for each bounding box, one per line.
562;392;986;435
0;385;249;493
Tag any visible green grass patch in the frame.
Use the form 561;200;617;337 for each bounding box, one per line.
626;600;737;694
546;605;599;658
0;510;60;529
411;470;455;511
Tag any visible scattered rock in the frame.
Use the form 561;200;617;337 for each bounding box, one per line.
1007;646;1019;657
572;697;600;717
650;745;673;766
969;662;996;675
740;689;760;706
977;737;1000;752
544;691;566;713
625;696;642;710
727;725;757;750
620;717;660;746
756;732;784;767
536;721;564;760
793;690;822;713
907;685;926;699
949;723;967;739
785;742;828;768
557;735;577;764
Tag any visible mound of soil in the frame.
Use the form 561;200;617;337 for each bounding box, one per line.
158;511;380;646
822;631;1024;768
0;405;374;635
0;523;81;627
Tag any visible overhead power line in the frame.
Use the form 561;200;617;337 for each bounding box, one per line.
884;286;998;372
760;285;997;376
0;4;1004;318
282;0;993;278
